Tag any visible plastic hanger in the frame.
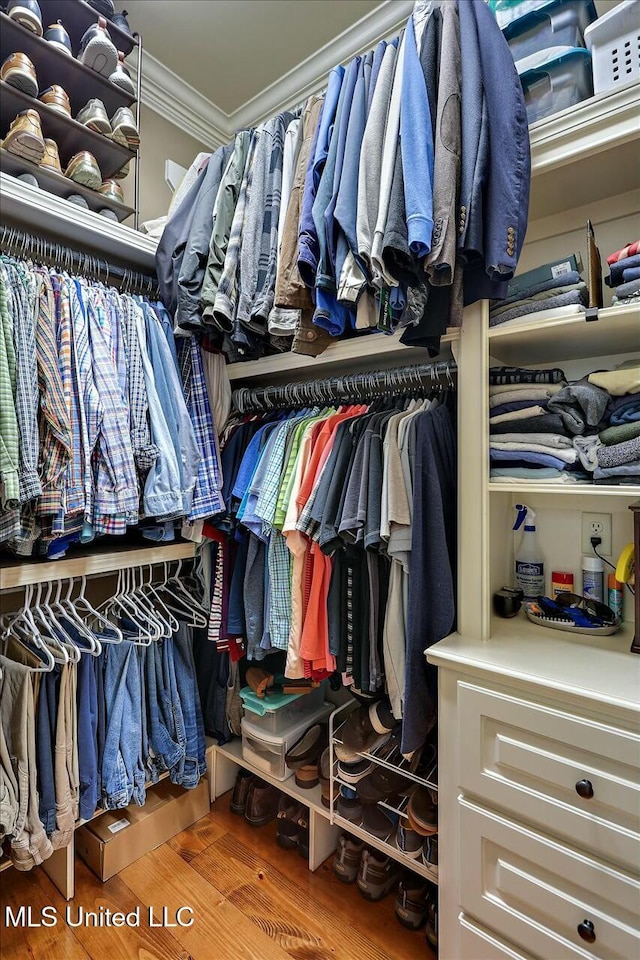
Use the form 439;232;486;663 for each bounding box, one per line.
69;576;122;645
51;579;101;657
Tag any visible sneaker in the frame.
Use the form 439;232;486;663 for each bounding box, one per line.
3;109;45;163
98;178;123;203
335;794;363;824
338;757;375;785
357;849;402;901
332;834;365;883
67;194;89;209
425;892;438;949
39;138;61;174
422;835;438;878
109;51;135;96
17;172;39;188
341;702;395;754
76;98;112;135
87;0;115;15
407;787;438;837
110;9;133;40
39;85;71;118
110;105;139;149
395;875;433;930
6;0;42;35
1;53;38;97
396;820;423;859
78;16;117;76
98;207;118;220
65;151;102;190
43;20;72;56
111;160;130;180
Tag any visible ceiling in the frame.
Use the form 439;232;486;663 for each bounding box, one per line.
124;0;382;115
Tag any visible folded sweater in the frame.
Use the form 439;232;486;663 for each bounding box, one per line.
490;398;550;418
548;381;610;435
489;381;565;397
491;271;582;310
607;242;640;265
613;278;640;299
605;253;640;285
588;366;640;396
490;413;569;435
489;289;588;328
490;441;578;463
491;432;574;448
490;405;547;424
596;436;640;468
489;386;559;408
598;422;640;446
490;449;570;470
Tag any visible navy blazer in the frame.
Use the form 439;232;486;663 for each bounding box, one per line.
458;0;531;305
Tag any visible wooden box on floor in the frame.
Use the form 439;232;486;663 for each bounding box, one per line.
76;779;209;881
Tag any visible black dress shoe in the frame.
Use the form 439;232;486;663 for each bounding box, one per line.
230;768;255;816
87;0;115;16
245;779;281;827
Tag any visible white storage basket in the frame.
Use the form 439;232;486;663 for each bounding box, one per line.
584;0;640;93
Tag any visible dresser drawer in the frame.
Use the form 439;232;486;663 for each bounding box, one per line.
460;797;640;960
457;681;640;871
459;914;535;960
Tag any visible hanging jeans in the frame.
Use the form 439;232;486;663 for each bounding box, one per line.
145;639;184;781
36;666;58;835
101;641;144;810
76;653;99;821
172;624;207;789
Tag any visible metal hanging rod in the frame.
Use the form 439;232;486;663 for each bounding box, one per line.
0;225;158;297
232;359;457;413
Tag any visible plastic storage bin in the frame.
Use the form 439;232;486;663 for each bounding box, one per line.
520;47;593;124
240;683;326;735
585;0;640;94
503;0;597;62
241;702;332;781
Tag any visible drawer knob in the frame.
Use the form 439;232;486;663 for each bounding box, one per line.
575;779;594;799
578;920;596;943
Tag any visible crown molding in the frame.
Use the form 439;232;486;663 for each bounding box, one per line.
133;0;414;149
230;0;415;129
130;53;229;150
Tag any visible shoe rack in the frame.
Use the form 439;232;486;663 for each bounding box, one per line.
329;703;439;886
207;702;440;886
0;0;141;223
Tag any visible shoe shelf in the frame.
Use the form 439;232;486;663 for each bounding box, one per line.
0;12;136;116
38;0;138;58
0;80;134;179
332;814;438;885
487;303;640;366
332;713;439;792
0;147;133;221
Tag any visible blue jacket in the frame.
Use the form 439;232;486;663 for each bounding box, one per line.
401;13;434;259
459;0;531;305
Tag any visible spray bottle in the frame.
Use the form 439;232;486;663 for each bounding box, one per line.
513;504;545;601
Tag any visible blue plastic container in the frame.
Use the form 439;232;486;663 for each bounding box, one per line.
520;47;593;124
503;0;597;62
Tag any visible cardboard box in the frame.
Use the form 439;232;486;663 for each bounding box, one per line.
76;778;209;881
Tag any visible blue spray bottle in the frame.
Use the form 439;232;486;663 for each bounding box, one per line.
513;504;545;601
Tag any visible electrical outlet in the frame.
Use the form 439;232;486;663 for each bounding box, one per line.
581;512;612;556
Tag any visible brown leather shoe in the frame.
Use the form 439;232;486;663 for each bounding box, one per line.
285;722;328;771
245;667;273;699
98;178;124;203
39;138;62;174
3;109;45;164
1;53;38;97
229;768;256;816
407;786;438;836
39;84;71;118
65;151;102;190
244;779;281;827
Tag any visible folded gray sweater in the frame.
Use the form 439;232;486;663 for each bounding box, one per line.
548;381;610;435
489;288;588;327
596;436;640;468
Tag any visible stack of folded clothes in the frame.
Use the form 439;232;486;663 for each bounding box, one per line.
489;255;588;328
590;367;640;486
605;241;640;306
488;366;591;483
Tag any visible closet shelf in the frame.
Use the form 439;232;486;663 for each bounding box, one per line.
226;328;460;383
38;0;138;57
0;149;134;223
488;483;639;497
487;303;640;365
0;80;134;180
332;814;438;884
0;173;156;268
0;541;196;590
0;13;136;116
214;738;328;816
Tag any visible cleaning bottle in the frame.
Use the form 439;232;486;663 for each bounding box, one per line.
513;504;545;601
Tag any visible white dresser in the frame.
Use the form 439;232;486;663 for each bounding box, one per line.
428;628;640;960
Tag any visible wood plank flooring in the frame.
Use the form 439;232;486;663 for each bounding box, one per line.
0;792;436;960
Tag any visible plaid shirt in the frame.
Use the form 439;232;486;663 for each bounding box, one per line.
179;337;224;520
35;270;71;515
0;269;19;507
81;280;138;520
68;277;101;525
6;263;41;503
213;132;257;325
123;296;158;471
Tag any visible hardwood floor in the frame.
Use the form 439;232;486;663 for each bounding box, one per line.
0;793;436;960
